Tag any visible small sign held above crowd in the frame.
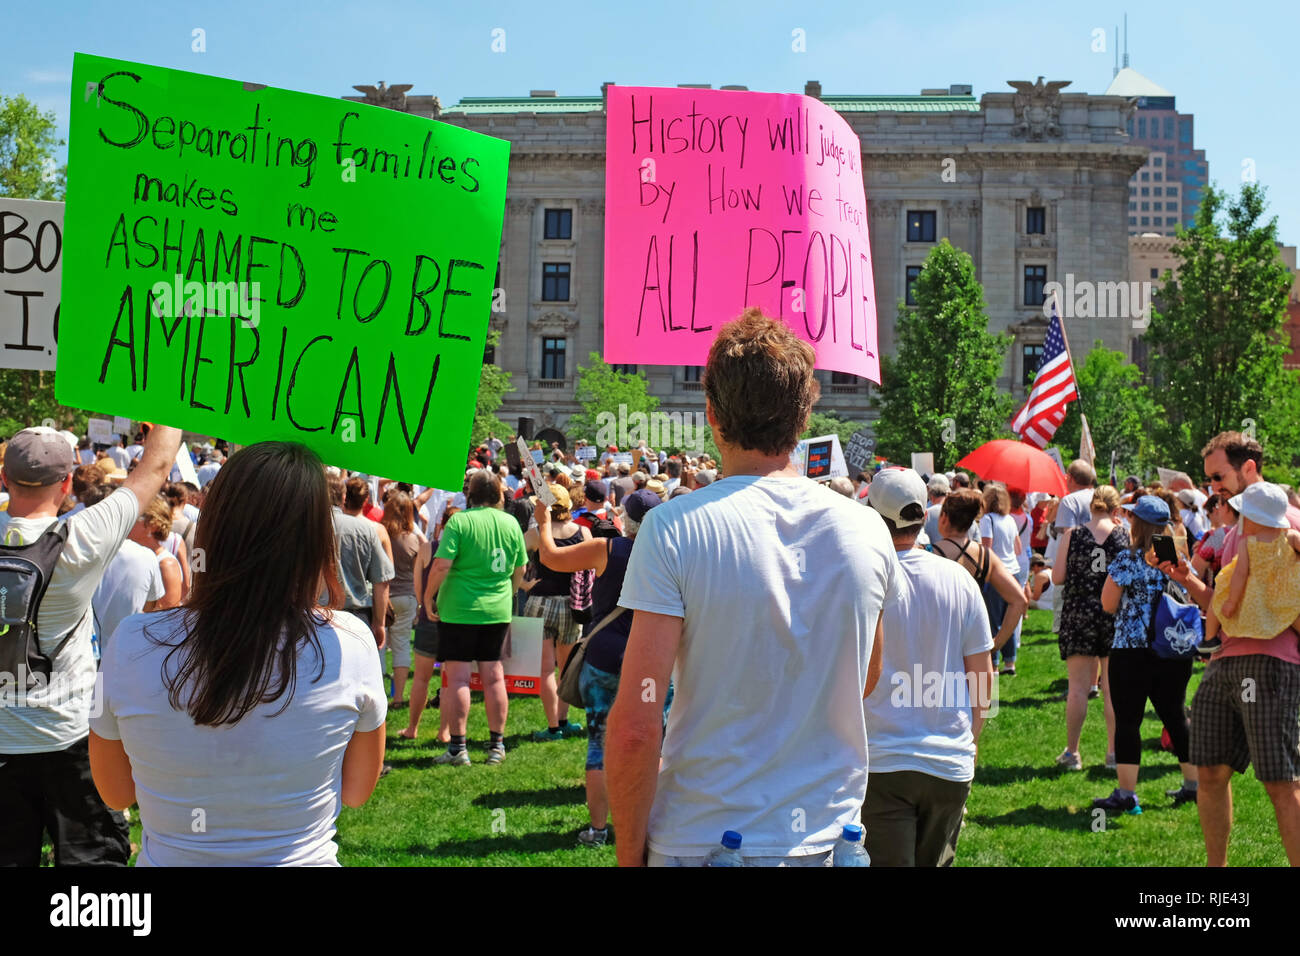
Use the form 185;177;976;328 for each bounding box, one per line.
0;197;63;371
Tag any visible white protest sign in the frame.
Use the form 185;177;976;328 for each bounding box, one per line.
0;198;63;370
576;445;597;460
173;446;200;485
1157;467;1193;487
800;434;848;481
612;452;634;467
87;418;116;444
517;436;555;507
470;615;543;694
112;416;132;436
911;452;935;476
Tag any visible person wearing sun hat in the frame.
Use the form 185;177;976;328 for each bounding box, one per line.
1200;483;1300;653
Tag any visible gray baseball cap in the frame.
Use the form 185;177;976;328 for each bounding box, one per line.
5;426;79;487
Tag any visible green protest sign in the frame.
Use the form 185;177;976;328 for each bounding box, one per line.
57;54;509;489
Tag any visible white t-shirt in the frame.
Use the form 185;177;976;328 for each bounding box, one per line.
108;445;132;470
620;473;900;858
1011;510;1033;575
865;548;993;783
0;487;138;753
91;608;386;866
93;539;164;654
979;512;1020;573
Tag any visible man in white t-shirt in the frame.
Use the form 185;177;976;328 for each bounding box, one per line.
863;468;994;866
0;423;182;866
608;309;899;866
92;537;164;655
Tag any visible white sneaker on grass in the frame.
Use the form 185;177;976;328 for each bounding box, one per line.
1055;750;1082;771
433;748;470;766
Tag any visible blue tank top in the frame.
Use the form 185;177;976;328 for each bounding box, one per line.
585;536;635;673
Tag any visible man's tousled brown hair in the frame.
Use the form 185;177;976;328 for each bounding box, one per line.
703;308;819;456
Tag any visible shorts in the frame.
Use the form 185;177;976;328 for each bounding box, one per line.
1190;654;1300;782
0;736;131;866
523;594;581;646
437;621;510;663
387;594;418;669
412;621;440;661
861;770;971;867
581;661;674;772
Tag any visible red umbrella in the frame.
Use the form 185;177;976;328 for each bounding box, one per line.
955;440;1068;496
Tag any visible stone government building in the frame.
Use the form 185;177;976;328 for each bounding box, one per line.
347;79;1146;448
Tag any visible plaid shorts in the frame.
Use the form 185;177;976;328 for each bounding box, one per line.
1190;654;1300;782
523;594;581;645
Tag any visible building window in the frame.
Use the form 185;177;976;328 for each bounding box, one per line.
831;371;860;385
1128;216;1137;226
1166;202;1177;211
905;265;922;305
1138;117;1147;137
1022;344;1044;386
542;262;570;301
541;337;566;379
1153;171;1163;181
1141;216;1150;226
906;211;936;242
1163;116;1174;139
683;365;703;383
612;364;637;375
1140;171;1149;181
1126;117;1134;135
1153;155;1162;166
1179;119;1191;143
1128;202;1136;211
1149;268;1159;279
1140;187;1149;197
1024;265;1047;306
543;208;572;240
1140;202;1149;211
1153;187;1163;196
1026;206;1046;234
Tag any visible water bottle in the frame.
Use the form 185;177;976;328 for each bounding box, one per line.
833;824;871;867
702;830;744;867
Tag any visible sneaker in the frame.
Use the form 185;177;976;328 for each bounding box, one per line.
380;763;393;778
1092;788;1142;814
531;727;564;742
558;720;586;738
1000;665;1016;676
433;748;470;766
577;826;608;847
1196;636;1222;658
485;742;506;765
1168;785;1198;807
1105;752;1117;770
1087;686;1101;700
1055;750;1082;771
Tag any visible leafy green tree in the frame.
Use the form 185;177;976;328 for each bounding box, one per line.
469;329;514;445
565;352;660;445
0;371;85;440
1144;182;1299;473
872;239;1015;470
1049;343;1166;481
803;410;869;447
0;92;64;200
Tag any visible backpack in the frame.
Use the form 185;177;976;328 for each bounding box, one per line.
587;515;621;540
0;521;75;688
1147;580;1202;660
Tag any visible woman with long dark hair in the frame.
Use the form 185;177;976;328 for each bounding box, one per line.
88;443;387;866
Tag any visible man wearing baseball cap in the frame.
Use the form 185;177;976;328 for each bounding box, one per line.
863;468;995;866
0;422;182;866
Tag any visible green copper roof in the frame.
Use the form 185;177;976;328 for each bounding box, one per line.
442;93;980;115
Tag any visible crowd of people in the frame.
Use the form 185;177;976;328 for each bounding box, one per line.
2;310;1299;867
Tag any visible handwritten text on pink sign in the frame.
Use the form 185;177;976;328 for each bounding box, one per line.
603;86;878;381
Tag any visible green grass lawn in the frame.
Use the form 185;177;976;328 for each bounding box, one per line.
110;609;1289;866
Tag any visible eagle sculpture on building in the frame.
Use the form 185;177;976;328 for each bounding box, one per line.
353;81;414;111
1007;77;1071;140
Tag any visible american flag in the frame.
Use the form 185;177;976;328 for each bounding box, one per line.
1011;299;1078;448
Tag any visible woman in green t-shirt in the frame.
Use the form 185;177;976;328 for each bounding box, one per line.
422;470;527;766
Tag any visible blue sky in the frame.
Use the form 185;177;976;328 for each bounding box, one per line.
5;0;1297;243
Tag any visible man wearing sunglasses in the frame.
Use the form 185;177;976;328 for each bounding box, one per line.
1158;431;1300;866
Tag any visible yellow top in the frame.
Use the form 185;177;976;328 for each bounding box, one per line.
1212;534;1300;639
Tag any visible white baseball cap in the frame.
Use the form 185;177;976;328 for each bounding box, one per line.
1229;482;1290;530
867;467;928;528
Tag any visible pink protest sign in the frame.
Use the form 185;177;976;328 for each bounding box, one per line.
603;86;878;381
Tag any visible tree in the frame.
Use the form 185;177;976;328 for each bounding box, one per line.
803;410;869;447
0;92;64;200
469;329;514;445
565;353;660;445
1144;182;1299;473
872;239;1016;470
1049;343;1166;480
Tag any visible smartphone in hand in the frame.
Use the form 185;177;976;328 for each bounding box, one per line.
1152;534;1179;565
